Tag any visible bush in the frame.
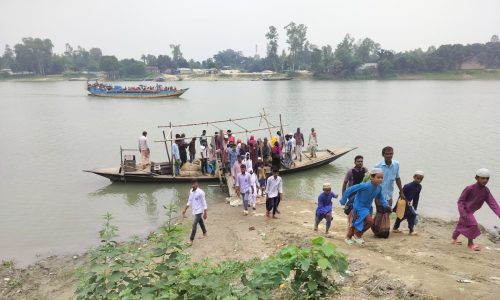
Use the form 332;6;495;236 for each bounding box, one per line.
75;206;348;300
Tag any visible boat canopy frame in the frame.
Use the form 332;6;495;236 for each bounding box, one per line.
151;108;287;178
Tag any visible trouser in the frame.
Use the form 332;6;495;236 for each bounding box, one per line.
347;214;374;239
310;145;317;157
315;213;332;231
295;145;303;159
190;213;207;241
276;194;281;209
266;196;279;215
141;150;150;169
241;192;249;210
201;158;208;174
346;210;354;237
189;152;195;163
174;159;181;175
393;206;417;231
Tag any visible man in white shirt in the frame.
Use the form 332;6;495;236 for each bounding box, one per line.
289;133;296;160
200;143;209;175
265;168;283;219
236;164;254;215
182;180;208;244
138;131;150;170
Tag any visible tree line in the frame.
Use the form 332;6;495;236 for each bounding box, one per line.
1;24;499;79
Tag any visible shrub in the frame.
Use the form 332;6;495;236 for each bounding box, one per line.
75;206;348;300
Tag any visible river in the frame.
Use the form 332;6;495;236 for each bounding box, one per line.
0;79;499;265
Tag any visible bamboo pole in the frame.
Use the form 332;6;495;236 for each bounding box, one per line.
153;125;286;143
170;122;175;177
157;114;268;128
163;130;171;164
262;108;273;139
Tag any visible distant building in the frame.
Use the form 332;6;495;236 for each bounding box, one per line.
220;69;241;75
177;68;192;74
356;63;378;71
207;68;219;74
146;66;160;74
461;57;486;70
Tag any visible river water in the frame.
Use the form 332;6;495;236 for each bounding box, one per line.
0;80;499;265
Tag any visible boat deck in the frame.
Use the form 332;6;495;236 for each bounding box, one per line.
85;147;355;183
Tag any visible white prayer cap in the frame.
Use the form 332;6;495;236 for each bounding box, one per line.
476;168;490;178
414;170;424;176
323;183;331;189
248;168;253;173
370;168;383;175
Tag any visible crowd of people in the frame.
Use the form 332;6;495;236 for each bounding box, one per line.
139;130;500;249
87;81;177;92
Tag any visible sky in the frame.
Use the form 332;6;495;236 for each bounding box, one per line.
1;0;499;61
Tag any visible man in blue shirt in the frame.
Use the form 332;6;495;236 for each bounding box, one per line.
340;168;390;245
374;146;405;207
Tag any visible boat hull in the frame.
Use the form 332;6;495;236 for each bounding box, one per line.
85;147;357;183
87;88;188;98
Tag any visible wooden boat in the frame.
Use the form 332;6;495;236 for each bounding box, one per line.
84;147;356;183
87;81;188;98
84;111;356;195
262;77;292;81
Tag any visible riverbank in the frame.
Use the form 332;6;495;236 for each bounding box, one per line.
1;199;499;300
2;69;500;82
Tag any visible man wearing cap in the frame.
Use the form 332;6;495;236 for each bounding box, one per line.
340;168;390;245
314;183;338;235
227;129;235;145
236;164;254;216
451;168;500;251
393;171;424;235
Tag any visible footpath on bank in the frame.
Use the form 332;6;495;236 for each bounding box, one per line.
1;199;499;300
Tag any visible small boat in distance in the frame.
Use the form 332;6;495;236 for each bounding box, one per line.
262;76;293;81
86;81;188;98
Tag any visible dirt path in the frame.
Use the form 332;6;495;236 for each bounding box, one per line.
186;199;500;300
1;199;499;299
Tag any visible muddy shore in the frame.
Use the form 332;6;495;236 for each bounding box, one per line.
1;199;499;300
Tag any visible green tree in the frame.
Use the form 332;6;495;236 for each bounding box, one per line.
156;54;173;72
14;38;54;75
170;44;184;69
332;34;359;77
213;49;244;68
2;45;16;70
99;55;119;79
310;46;323;74
265;25;279;72
119;58;146;77
88;47;102;71
284;22;308;71
355;38;380;63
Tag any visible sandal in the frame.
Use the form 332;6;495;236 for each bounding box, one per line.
392;229;403;233
468;244;481;251
344;238;354;245
352;236;365;245
408;231;418;236
451;239;463;245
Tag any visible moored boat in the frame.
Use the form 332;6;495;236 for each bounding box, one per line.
84;111;356;195
262;77;293;81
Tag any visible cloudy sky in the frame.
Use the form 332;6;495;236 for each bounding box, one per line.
1;0;499;60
